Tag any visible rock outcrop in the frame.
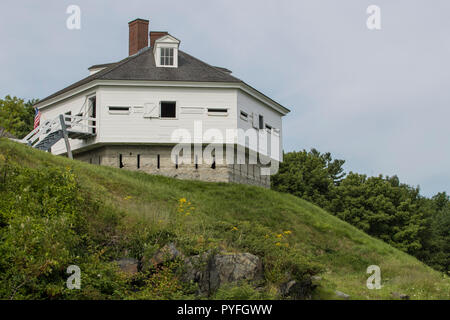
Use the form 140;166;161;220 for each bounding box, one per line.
183;252;263;295
115;258;139;275
280;277;315;300
141;242;184;271
125;243;319;299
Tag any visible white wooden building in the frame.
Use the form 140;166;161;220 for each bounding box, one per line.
27;18;290;187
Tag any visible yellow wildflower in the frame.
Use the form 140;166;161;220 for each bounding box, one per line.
232;226;238;231
275;242;281;246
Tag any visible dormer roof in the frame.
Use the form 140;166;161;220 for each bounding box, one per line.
152;34;180;68
153;34;180;46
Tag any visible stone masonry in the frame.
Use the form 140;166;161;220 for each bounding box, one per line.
73;144;272;188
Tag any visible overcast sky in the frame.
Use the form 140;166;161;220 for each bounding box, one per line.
0;0;448;196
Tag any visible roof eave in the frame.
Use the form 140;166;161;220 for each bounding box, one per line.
35;79;290;115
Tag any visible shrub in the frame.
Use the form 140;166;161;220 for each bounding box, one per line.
0;155;126;299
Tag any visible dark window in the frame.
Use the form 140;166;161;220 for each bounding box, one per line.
119;154;124;168
64;111;72;121
160;102;176;118
137;154;140;169
175;155;178;169
64;111;72;128
265;124;272;132
240;111;248;120
208;108;228;113
157;154;160;169
108;106;130;112
259;115;264;130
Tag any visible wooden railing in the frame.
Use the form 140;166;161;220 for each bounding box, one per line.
22;114;97;148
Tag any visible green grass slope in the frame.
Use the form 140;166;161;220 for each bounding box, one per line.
0;138;448;300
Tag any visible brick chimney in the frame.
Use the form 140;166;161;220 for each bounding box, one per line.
128;18;149;56
150;31;168;48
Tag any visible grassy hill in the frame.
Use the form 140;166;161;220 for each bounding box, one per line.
0;138;448;300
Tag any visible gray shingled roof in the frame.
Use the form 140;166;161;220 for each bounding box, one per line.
37;47;242;106
88;62;116;70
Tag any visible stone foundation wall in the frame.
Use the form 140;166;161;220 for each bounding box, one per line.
74;145;271;188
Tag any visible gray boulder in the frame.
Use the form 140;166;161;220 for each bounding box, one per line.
183;252;263;295
141;242;184;271
115;258;139;275
335;290;350;300
183;252;210;284
209;253;264;292
280;277;315;299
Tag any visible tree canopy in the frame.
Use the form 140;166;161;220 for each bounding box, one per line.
272;149;449;274
0;95;38;139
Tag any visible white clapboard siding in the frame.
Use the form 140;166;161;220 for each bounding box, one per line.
39;85;284;161
98;86;237;144
237;91;283;161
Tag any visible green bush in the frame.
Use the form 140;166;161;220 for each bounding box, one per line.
0;154;127;299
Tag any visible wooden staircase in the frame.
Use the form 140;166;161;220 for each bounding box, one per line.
22;114;96;158
34;130;64;151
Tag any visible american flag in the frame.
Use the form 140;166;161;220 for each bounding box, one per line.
34;107;41;129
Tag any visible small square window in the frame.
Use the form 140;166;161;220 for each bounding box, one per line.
160;101;176;118
240;110;248;121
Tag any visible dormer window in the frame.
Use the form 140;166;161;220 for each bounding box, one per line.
160;48;174;66
153;34;180;68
